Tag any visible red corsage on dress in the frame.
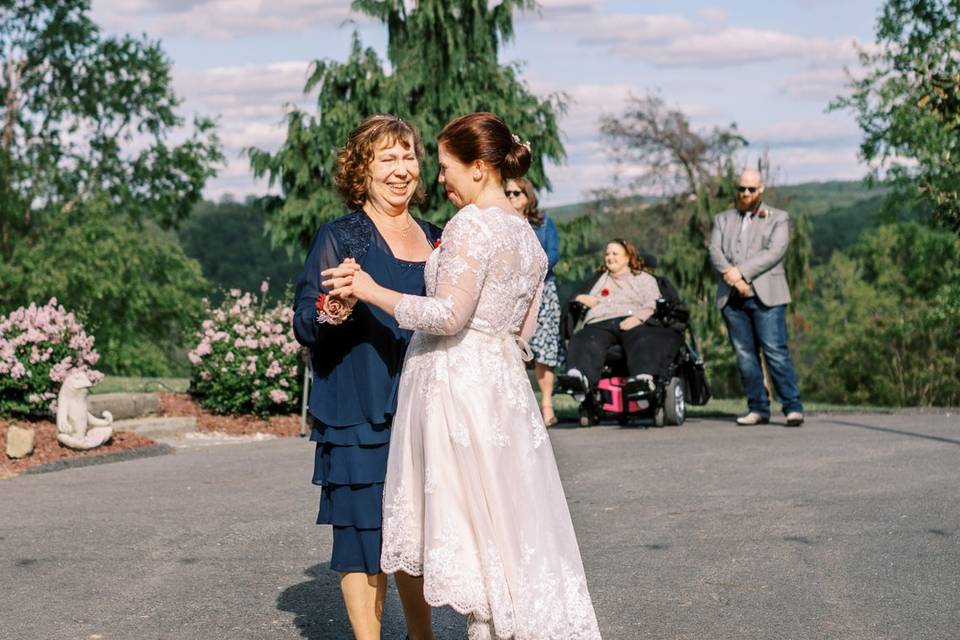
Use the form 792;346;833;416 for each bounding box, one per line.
316;292;354;325
600;288;610;297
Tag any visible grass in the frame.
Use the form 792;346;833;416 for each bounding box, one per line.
92;376;894;419
548;393;893;421
92;376;190;395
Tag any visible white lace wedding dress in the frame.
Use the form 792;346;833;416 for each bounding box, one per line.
381;205;602;640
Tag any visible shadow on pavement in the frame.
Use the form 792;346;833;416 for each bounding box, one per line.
825;418;960;446
278;564;415;639
277;564;352;640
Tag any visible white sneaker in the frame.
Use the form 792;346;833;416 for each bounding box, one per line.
785;411;804;427
562;368;589;402
736;412;769;426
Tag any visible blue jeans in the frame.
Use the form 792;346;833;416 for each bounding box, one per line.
721;296;803;417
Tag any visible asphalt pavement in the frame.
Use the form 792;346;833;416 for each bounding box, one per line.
2;411;958;640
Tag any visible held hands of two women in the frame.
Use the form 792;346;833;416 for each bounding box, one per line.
321;258;377;302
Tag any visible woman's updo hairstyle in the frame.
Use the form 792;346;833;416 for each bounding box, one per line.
437;112;531;180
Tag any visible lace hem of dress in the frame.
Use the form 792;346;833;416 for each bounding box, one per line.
382;556;503;635
381;554;601;640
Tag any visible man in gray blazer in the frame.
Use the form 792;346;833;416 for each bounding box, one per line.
709;169;804;426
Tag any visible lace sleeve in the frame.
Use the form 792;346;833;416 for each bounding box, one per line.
395;212;489;336
520;281;544;343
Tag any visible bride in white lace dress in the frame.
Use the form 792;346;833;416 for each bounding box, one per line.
324;113;601;640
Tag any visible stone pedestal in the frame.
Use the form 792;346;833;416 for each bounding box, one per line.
5;425;35;459
88;393;160;421
113;417;197;439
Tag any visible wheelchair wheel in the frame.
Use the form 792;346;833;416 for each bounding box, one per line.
664;376;686;426
578;405;596;428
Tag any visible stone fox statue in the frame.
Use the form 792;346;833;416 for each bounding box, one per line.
56;371;113;450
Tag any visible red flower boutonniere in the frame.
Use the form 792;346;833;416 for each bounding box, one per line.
753;207;769;220
433;238;442;249
601;288;610;297
316;292;353;325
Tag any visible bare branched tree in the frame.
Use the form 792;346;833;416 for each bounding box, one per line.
599;92;747;199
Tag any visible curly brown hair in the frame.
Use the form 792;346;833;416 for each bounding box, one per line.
334;115;426;211
601;238;646;274
507;177;543;226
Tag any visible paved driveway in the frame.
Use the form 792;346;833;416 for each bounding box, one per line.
2;412;958;639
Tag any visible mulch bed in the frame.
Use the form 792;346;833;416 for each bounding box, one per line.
1;394;304;478
158;393;304;437
1;420;157;477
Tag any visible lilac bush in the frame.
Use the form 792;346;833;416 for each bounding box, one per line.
188;283;303;415
0;298;103;417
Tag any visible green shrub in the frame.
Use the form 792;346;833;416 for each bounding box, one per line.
0;299;102;417
796;222;960;406
188;284;303;415
0;206;208;376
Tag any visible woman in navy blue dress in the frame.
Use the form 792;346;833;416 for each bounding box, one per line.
292;115;440;640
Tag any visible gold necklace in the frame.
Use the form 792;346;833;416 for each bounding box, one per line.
376;213;415;239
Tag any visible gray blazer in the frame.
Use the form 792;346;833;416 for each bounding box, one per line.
708;205;792;309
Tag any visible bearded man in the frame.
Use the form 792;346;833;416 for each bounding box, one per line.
708;169;804;427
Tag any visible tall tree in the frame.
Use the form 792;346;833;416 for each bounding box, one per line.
831;0;960;232
0;0;222;374
0;0;223;259
598;92;747;199
249;0;566;251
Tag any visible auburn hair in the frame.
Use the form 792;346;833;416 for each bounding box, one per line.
437;112;531;180
334;115;426;211
601;238;646;274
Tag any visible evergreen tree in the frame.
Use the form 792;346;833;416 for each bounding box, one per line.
248;0;565;251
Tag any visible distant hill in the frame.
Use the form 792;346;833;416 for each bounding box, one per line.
543;180;911;262
765;180;889;218
177;182;920;297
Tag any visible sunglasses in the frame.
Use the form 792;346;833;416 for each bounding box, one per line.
504;190;523;198
737;186;759;194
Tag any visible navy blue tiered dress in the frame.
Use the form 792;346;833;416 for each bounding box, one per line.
292;210;441;574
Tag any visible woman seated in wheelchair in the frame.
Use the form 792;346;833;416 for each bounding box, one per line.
559;238;685;399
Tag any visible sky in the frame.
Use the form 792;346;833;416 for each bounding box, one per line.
89;0;884;207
